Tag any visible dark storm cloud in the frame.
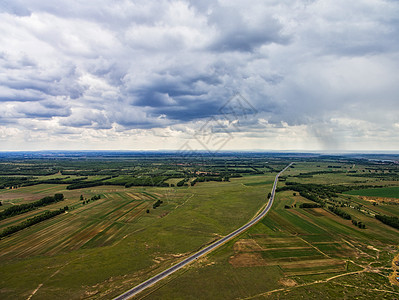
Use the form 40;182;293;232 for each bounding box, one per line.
207;6;289;52
0;0;399;150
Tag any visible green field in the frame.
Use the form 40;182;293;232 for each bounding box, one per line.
1;154;399;299
145;188;399;299
345;186;399;198
0;173;275;299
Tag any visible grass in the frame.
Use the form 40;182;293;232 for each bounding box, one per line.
144;163;399;299
0;174;274;299
345;186;399;198
1;160;399;299
243;180;274;186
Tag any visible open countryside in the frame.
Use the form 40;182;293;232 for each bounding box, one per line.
345;186;399;199
2;1;399;299
0;152;398;299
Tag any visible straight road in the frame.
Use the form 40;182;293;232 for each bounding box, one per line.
114;163;293;300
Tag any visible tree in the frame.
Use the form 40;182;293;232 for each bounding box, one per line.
146;209;150;213
80;195;84;201
293;192;297;196
267;192;271;199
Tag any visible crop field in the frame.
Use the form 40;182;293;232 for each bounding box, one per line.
0;156;277;299
345;186;399;198
0;153;399;299
0;189;158;260
142;157;399;300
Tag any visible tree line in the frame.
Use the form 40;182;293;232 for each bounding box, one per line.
375;214;399;229
328;205;351;220
299;203;321;208
0;207;68;238
81;194;101;205
0;194;64;220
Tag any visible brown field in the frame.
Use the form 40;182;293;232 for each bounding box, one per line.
229;233;349;277
279;277;297;287
229;252;267;267
304;207;328;217
360;195;399;204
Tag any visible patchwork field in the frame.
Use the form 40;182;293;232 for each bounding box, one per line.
144;165;399;299
1;155;399;299
0;173;275;299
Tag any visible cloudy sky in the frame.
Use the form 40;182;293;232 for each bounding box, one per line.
0;0;398;151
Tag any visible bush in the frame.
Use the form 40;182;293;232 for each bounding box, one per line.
153;200;163;209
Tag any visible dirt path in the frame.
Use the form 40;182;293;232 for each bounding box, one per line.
297;235;330;258
25;256;86;300
241;270;364;299
26;284;43;300
390;253;399;286
241;260;398;300
174;194;194;210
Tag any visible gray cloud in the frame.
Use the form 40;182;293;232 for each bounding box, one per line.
0;0;398;150
208;6;289;52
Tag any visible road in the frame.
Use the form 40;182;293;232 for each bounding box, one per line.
113;163;293;300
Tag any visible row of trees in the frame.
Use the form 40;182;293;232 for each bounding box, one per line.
328;206;351;220
0;207;68;238
328;206;367;229
124;176;169;188
0;176;33;189
0;194;64;220
80;194;101;205
352;219;366;229
375;214;399;229
299;203;321;208
66;177;112;189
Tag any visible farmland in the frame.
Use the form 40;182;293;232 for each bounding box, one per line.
344;186;399;199
0;152;399;299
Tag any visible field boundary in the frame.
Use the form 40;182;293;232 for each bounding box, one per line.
113;163;293;300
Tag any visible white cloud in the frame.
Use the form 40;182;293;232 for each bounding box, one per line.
0;0;398;151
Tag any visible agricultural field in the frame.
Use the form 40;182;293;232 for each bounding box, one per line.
344;186;399;198
0;152;399;299
145;188;399;299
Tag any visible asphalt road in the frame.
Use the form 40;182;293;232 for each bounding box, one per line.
113;163;293;300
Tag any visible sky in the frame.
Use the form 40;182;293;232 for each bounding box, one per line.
0;0;398;152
